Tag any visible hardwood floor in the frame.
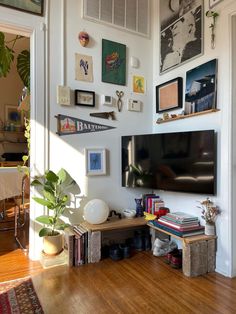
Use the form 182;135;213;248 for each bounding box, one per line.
31;252;236;314
0;210;236;313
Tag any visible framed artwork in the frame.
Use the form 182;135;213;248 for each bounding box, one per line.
75;53;94;82
0;0;44;16
102;39;126;85
133;75;145;94
85;148;107;176
160;0;203;74
209;0;223;8
75;90;95;107
185;59;217;113
5;104;23;125
156;77;183;113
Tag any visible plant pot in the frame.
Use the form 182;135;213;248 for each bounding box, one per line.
205;223;215;236
43;233;63;256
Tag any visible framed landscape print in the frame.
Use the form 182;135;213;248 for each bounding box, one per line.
160;0;203;74
85;148;107;176
0;0;44;16
156;77;183;113
75;90;95;107
185;59;217;113
102;39;126;86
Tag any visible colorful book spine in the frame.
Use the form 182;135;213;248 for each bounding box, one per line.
158;219;203;232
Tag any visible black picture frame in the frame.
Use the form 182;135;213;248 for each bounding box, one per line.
0;0;44;16
75;89;95;107
156;77;183;113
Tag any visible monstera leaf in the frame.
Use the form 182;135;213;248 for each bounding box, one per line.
17;49;30;90
0;32;14;77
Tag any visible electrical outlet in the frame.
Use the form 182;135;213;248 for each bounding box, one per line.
57;85;70;106
127;99;142;112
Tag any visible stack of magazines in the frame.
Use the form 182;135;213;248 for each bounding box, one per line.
150;212;205;237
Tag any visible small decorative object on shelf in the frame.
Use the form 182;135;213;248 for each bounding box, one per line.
198;197;220;235
83;199;110;224
78;31;89;47
206;10;219;49
135;198;144;217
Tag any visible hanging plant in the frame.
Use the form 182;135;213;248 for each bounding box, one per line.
0;32;14;77
206;10;219;49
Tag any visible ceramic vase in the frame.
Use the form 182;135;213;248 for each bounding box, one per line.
135;198;144;217
205;223;215;236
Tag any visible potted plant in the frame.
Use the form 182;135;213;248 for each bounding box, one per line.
31;168;77;255
198;198;220;235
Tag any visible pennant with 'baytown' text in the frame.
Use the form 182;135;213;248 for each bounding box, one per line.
55;114;116;136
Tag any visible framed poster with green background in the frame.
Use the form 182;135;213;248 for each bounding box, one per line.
102;39;126;85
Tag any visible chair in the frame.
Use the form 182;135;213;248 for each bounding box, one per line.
14;175;30;251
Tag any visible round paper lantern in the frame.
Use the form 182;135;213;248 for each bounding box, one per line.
83;199;109;224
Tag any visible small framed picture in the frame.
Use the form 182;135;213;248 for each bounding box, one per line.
85;148;107;176
75;89;95;107
0;0;44;16
5;104;23;125
156;77;183;113
209;0;223;8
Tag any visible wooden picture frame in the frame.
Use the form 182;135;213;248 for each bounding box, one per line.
156;77;183;113
209;0;223;8
0;0;44;16
85;148;107;176
75;90;95;107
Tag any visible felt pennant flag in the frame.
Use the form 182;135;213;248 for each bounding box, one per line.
55;114;115;136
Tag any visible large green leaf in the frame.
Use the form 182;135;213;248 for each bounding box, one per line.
36;215;54;225
46;170;59;183
31;179;43;186
57;168;67;183
32;197;52;207
0;44;14;77
43;190;56;203
39;228;53;237
17;50;30;90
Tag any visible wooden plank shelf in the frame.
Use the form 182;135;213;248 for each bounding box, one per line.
156;109;220;124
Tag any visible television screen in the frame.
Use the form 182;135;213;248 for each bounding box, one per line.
121;130;216;195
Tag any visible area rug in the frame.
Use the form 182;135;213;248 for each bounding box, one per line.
0;277;44;313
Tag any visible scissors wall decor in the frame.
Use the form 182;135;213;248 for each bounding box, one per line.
116;90;124;112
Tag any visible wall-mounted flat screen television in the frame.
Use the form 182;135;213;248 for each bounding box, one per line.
121;130;216;195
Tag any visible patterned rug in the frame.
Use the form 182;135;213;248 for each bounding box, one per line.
0;277;44;313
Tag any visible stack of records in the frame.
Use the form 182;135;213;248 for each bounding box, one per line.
151;212;204;237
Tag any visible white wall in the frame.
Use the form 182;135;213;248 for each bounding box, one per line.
153;0;236;277
48;0;153;223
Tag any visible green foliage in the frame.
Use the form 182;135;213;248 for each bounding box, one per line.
17;50;30;90
31;168;77;237
0;32;30;88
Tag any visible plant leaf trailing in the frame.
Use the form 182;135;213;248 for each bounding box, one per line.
31;168;77;237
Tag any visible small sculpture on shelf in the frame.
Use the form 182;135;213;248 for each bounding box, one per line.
135;198;144;217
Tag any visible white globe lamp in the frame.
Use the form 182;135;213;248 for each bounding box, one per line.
83;199;109;224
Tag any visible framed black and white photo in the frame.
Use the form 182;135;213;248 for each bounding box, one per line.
209;0;223;9
0;0;44;16
156;77;183;113
85;148;107;176
185;59;217;113
75;90;95;107
160;0;203;74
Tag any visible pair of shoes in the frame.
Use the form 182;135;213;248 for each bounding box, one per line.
164;248;179;264
109;244;131;261
170;249;182;269
134;230;151;251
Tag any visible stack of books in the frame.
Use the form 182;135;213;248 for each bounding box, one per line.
150;212;204;237
143;193;165;215
64;225;90;267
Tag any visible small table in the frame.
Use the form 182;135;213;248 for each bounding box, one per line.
81;217;147;263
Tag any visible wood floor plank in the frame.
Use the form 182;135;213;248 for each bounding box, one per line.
31;252;236;314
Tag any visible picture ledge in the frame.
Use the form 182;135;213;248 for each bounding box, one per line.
156;109;220;124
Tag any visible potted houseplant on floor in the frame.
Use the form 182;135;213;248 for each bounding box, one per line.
31;168;78;255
